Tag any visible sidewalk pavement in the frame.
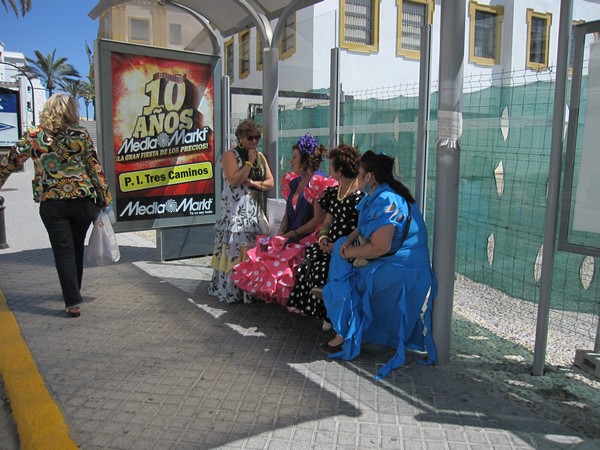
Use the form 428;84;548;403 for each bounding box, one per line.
1;162;600;450
0;377;18;450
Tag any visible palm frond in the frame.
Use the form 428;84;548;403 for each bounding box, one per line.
23;48;81;96
2;0;32;17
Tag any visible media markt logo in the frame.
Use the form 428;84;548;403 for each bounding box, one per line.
164;199;178;212
120;197;214;217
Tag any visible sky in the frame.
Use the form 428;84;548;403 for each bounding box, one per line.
1;1;100;117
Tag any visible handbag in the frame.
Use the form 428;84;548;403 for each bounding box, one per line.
348;235;370;268
88;211;121;265
348;203;412;268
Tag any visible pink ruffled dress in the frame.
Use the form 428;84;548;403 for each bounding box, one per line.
231;172;337;304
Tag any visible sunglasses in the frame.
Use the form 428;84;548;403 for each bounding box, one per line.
246;135;261;142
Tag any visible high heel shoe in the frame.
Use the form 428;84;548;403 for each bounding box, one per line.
66;306;81;318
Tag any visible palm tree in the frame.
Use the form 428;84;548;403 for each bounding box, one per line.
85;41;94;79
1;0;31;17
58;78;84;100
84;42;96;120
80;77;95;121
23;49;80;96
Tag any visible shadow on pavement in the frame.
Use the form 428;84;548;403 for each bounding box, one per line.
2;245;599;448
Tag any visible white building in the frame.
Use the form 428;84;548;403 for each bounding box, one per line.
219;0;600;115
89;0;600;117
0;42;45;134
95;1;214;54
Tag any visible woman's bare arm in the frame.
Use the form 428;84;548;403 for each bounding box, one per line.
341;224;394;260
222;150;253;187
245;154;275;191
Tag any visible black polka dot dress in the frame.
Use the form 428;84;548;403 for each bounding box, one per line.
287;186;364;319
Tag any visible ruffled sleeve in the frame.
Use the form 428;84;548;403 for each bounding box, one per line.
303;174;338;205
280;172;299;200
318;186;338;213
358;190;410;240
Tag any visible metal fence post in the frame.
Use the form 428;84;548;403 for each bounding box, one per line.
0;196;8;249
531;0;573;376
431;0;466;365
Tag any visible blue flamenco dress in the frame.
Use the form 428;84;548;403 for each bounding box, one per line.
322;183;437;379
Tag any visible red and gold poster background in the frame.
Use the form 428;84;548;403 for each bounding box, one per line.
111;52;215;222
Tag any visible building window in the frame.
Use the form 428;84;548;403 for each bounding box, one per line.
239;30;251;79
130;17;150;43
256;33;263;71
169;24;182;46
279;13;297;60
340;0;380;53
224;37;234;81
396;0;434;59
469;1;503;66
526;9;552;70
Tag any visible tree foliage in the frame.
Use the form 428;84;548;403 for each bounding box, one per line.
58;78;84;99
1;0;32;17
80;77;95;121
23;49;80;96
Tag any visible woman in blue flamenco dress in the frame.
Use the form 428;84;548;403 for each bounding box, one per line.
321;151;436;379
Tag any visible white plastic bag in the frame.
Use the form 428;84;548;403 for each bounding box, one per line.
267;198;286;236
88;211;120;265
258;210;270;235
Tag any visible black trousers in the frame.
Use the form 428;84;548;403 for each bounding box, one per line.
39;199;99;308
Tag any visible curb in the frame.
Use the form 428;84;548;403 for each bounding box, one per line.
0;290;77;450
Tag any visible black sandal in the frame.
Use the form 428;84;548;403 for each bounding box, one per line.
66;306;81;318
319;342;343;354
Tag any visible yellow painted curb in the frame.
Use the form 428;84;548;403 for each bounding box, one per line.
0;289;78;450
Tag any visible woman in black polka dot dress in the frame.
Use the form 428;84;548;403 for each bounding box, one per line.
287;144;364;321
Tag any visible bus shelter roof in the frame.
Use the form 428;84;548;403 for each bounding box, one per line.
89;0;323;38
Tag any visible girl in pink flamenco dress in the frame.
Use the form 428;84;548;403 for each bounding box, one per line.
231;133;337;304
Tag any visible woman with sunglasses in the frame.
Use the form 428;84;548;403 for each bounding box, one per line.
209;119;275;304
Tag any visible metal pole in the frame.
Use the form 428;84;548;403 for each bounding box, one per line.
595;316;600;353
431;0;466;365
222;75;231;153
532;0;573;376
263;48;279;198
0;196;8;249
415;25;432;218
329;48;341;151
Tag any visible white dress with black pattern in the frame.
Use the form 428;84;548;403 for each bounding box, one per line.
208;148;263;303
287;186;364;318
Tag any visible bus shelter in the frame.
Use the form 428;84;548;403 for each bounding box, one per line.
89;0;597;375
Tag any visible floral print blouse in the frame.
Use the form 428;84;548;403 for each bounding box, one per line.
0;125;112;206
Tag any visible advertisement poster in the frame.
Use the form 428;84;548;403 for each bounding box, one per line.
110;51;216;222
0;88;20;147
